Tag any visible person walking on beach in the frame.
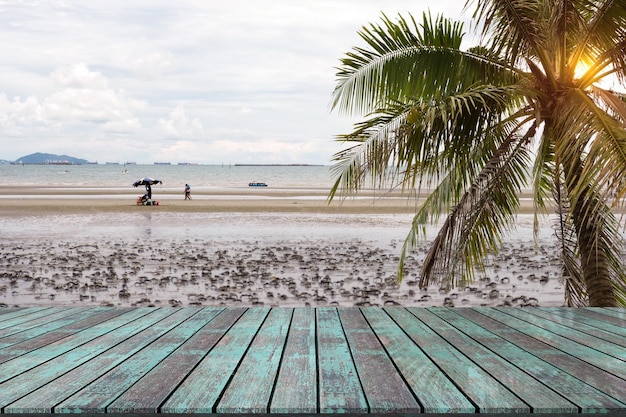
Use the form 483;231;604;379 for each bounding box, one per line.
184;184;191;200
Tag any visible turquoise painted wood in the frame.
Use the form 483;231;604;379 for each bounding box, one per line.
362;308;475;413
455;308;626;405
602;307;626;320
108;307;247;413
389;307;529;413
433;308;624;412
534;307;626;346
7;308;206;413
0;306;623;415
316;307;368;413
270;308;317;414
51;308;224;413
0;307;104;350
0;308;155;384
0;307;130;364
0;307;46;321
160;307;270;413
339;308;420;413
416;308;579;413
0;307;59;332
0;308;178;410
0;307;83;337
496;307;626;360
481;308;626;378
217;308;292;413
565;307;626;330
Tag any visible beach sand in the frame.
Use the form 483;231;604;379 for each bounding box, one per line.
0;186;567;308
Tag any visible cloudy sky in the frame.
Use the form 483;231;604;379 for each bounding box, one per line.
1;1;467;165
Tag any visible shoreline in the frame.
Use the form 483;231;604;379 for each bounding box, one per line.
0;185;547;216
0;185;570;308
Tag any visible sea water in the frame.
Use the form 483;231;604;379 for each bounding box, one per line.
0;164;335;189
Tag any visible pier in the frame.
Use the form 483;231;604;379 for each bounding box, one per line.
0;307;624;415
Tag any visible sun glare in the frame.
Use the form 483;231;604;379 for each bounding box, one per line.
574;60;591;80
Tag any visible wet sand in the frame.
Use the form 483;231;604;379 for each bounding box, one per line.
0;186;568;308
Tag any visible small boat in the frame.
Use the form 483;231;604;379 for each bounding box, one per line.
248;182;268;187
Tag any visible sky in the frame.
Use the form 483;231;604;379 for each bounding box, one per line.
0;1;467;165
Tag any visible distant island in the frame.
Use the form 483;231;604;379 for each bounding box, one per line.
0;154;325;166
11;152;94;165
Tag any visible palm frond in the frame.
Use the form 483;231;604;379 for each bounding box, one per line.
552;170;586;306
331;12;518;117
329;105;409;200
401;122;534;289
470;0;558;84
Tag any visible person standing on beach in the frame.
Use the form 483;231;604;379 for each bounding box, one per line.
184;184;191;200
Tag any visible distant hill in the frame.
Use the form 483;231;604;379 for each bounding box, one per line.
13;152;91;165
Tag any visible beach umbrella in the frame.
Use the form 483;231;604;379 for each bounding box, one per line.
133;177;162;187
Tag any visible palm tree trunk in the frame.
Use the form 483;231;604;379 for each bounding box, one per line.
565;161;618;307
572;209;618;306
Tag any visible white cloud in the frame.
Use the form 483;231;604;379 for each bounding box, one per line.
131;51;174;79
157;104;204;139
0;64;146;135
0;0;471;164
51;63;108;89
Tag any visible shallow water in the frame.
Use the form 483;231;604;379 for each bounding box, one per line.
0;164;335;188
1;213;566;308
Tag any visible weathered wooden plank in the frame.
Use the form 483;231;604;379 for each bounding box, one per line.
339;308;420;413
416;308;579;413
316;307;368;413
0;307;155;382
389;307;529;413
0;306;621;416
0;307;84;337
456;308;626;405
0;307;46;322
0;307;60;331
0;307;23;316
217;308;292;413
363;308;474;413
433;308;623;412
601;307;626;320
484;308;626;376
270;308;317;414
532;307;626;347
45;308;224;413
108;307;247;414
497;307;626;359
160;307;270;413
6;307;198;413
0;307;104;349
0;308;178;410
0;308;131;364
563;307;626;330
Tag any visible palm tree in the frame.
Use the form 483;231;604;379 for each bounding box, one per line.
329;0;626;307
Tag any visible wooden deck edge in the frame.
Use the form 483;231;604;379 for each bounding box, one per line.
4;413;626;416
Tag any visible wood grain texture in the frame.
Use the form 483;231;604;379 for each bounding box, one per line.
388;307;529;413
339;308;420;413
455;307;626;406
217;308;292;413
432;308;622;412
0;306;622;415
52;308;224;413
362;307;474;413
316;307;368;413
270;307;317;413
108;307;246;413
532;307;626;347
160;307;270;413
